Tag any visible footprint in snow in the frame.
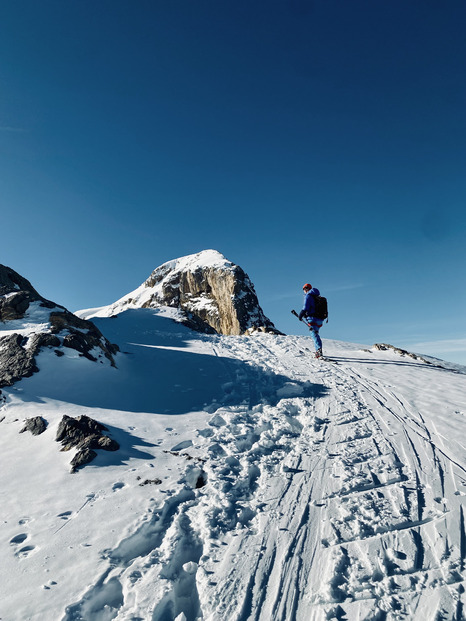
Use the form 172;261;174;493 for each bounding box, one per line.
112;482;125;492
197;428;214;438
57;511;72;519
209;414;227;428
15;545;37;559
129;570;142;584
18;517;31;525
170;440;193;452
10;533;28;545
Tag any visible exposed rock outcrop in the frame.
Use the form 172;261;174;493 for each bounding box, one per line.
70;448;98;473
20;416;47;436
0;333;57;387
0;266;54;321
49;311;118;363
373;343;432;364
55;414;120;473
89;250;280;336
0;264;119;389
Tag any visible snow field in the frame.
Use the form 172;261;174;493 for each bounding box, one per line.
1;311;465;620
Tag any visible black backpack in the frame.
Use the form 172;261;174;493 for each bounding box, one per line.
313;295;328;320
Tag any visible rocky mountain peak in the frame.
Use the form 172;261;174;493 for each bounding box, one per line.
0;264;55;321
97;250;280;335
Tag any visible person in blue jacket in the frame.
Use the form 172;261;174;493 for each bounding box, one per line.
299;283;324;358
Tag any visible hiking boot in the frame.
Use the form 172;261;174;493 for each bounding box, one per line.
315;349;323;359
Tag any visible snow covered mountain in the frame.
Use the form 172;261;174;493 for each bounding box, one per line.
78;250;279;335
1;259;466;621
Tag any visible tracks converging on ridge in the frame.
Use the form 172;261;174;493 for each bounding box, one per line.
62;334;466;621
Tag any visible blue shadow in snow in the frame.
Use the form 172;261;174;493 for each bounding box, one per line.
20;310;328;415
87;425;157;468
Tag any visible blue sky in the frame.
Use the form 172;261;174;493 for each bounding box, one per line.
1;0;465;363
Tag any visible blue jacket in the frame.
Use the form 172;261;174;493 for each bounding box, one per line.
300;288;320;319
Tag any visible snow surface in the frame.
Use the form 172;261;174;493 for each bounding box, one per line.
1;308;466;621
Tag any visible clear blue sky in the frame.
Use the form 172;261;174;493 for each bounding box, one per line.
1;1;465;363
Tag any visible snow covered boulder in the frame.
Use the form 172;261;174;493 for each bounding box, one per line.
82;250;280;336
0;264;119;389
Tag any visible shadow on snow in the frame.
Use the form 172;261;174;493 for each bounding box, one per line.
18;310;328;415
330;355;464;373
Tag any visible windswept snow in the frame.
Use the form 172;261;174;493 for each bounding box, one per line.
1;309;466;620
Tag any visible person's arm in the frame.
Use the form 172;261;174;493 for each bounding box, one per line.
299;293;312;319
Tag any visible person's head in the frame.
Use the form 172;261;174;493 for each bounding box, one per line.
303;283;312;293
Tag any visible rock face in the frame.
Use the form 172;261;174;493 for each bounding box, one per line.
0;264;119;389
0;266;54;321
91;250;280;336
0;333;57;387
55;414;120;473
20;416;47;436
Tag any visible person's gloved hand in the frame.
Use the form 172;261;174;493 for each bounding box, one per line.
298;310;305;320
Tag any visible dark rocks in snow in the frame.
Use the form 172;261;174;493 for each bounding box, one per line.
70;448;98;473
55;414;120;473
56;414;107;450
373;343;431;364
73;433;120;452
138;478;162;486
0;334;37;387
0;265;55;321
0;332;60;388
0;264;120;390
93;435;119;451
0;291;30;321
0;265;40;297
20;416;47;436
49;311;119;365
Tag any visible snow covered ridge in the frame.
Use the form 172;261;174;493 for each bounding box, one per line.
78;250;281;336
0;264;119;389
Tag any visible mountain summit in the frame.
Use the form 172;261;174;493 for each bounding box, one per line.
81;250;280;335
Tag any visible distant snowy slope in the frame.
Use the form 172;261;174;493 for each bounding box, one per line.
1;306;465;621
77;250;279;335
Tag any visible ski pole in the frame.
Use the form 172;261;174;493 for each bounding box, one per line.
291;309;312;329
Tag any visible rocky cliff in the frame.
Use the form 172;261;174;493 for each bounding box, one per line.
82;250;280;336
0;264;119;388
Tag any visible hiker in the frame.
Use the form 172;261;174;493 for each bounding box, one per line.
299;283;324;358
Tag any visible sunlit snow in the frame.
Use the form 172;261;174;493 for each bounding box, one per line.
1;308;465;620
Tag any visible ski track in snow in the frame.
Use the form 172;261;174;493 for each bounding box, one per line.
56;333;466;621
